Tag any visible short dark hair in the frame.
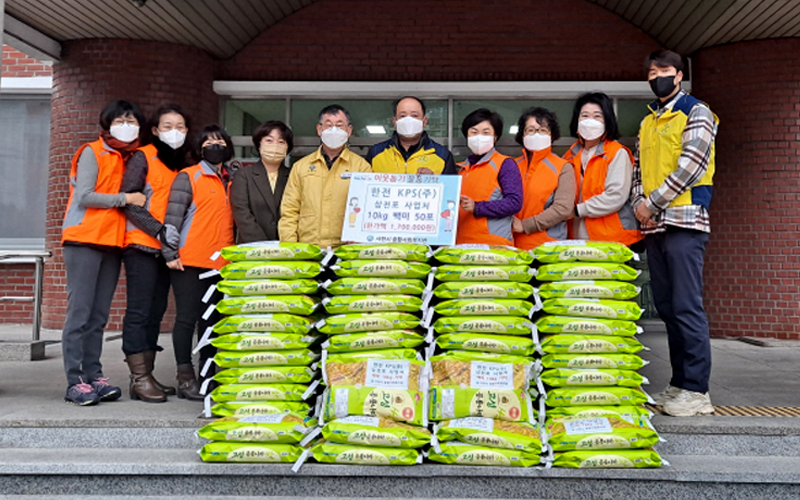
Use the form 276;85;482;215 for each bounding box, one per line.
393;96;426;116
645;50;684;73
318;105;351;124
99;100;146;132
251;120;294;154
192;124;234;163
146;104;190;144
569;92;620;141
515;107;561;145
461;108;504;140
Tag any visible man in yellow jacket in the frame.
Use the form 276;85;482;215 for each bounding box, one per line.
279;105;372;249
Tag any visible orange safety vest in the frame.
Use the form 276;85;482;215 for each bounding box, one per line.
563;140;642;246
514;148;569;250
61;140;127;247
457;149;514;246
124;144;178;250
177;163;235;270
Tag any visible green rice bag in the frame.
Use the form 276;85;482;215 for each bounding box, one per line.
535;316;641;336
428;441;541;467
545;386;652;407
433;316;534;336
210;333;318;351
539;335;644;354
324;349;420;363
547;416;659;452
435;265;534;282
541;354;647;370
322;386;426;426
331;260;431;278
437;333;536;356
535;262;640;281
324;278;427;296
322;330;425;352
210;383;312;402
210;401;311;418
198;413;316;443
538;281;640;300
213;314;315;334
334;244;430;262
321;415;431;448
433;245;534;265
542;298;642;321
213;349;319;368
429;386;534;423
216;295;319;316
216;279;319;296
533;240;635;263
552;448;664;468
322;295;423;314
220;260;323;280
199;442;304;463
220;242;323;262
434;299;533;318
311;441;421;465
546;405;652;422
435;417;543;453
213;366;318;385
434;281;534;299
318;312;420;334
541;368;647;388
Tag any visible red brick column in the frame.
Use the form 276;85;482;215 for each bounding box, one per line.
44;39;219;330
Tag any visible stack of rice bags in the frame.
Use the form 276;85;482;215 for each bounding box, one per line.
533;240;665;469
197;242;325;464
425;245;545;467
308;244;433;466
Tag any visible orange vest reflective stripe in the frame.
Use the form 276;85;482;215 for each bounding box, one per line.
513;148;569;250
456;150;514;246
178;163;235;270
564;140;642;246
61;140;126;247
124;144;178;250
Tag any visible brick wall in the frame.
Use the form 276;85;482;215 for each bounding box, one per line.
694;38;800;340
1;45;52;78
0;264;38;324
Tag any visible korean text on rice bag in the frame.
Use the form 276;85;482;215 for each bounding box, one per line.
539;335;644;354
538;281;640;300
435;417;544;453
434;281;534;299
324;278;427;296
428;441;541;467
533;240;635;263
429;387;534;423
220;242;323;262
311;441;421;465
542;298;642;321
552;448;664;468
198;413;315;443
434;299;533;318
210;383;312;402
536;316;641;337
318;312;420;335
213;349;319;368
216;295;319;316
331;260;432;279
430;350;533;389
216;279;319;296
220;260;323;280
321;415;431;448
213;314;315;335
323;330;426;352
334;244;430;262
541;368;647;388
436;333;536;356
433;316;534;336
435;265;534;282
546;386;652;407
210;401;311;418
535;262;640;282
325;357;425;391
199;442;304;463
546;405;652;422
541;353;647;370
210;333;318;351
213;366;318;385
324;349;420;363
322;294;423;314
433;245;534;265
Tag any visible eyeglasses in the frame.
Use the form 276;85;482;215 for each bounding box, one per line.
524;127;550;135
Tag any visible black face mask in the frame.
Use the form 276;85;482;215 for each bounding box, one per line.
202;144;230;165
649;75;678;98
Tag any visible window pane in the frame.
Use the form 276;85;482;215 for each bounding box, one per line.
617;100;651;138
453;99;576;143
224;100;286;138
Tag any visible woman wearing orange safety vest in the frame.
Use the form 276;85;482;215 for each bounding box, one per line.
563;92;642;246
161;125;235;400
61;100;147;406
119;105;191;403
511;107;576;250
456;108;523;245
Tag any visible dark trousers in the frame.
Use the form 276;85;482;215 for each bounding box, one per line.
170;266;221;369
645;227;711;393
62;244;121;386
121;247;171;356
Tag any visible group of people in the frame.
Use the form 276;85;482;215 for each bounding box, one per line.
60;49;718;418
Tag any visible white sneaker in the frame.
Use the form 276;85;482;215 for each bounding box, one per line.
651;384;683;406
662;389;714;417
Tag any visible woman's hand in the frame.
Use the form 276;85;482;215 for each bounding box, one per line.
512;217;524;233
416;167;435;175
166;258;184;271
125;192;147;207
460;195;475;213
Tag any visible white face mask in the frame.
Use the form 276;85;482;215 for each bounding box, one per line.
578;119;605;141
320;126;349;149
159;129;186;150
467;135;495;156
395;116;424;138
523;133;551;152
109;123;139;143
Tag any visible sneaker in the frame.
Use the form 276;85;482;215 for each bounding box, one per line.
662;389;714;417
652;384;683;406
91;377;122;402
65;382;100;406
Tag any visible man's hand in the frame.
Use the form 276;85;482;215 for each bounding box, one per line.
166;258;184;271
635;202;657;228
125;192;147;207
460;195;475;213
416;167;435;175
512;217;524;233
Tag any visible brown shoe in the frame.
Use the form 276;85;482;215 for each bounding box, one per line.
176;363;204;401
125;353;167;403
142;350;176;396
